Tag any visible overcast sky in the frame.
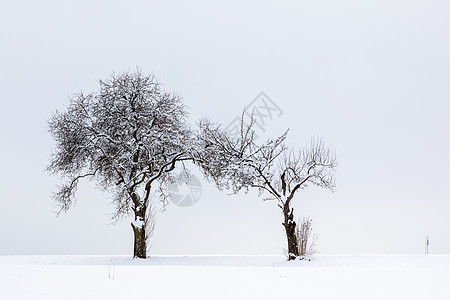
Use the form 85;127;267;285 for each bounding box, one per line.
1;0;449;256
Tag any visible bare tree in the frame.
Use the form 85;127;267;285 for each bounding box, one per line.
48;70;198;258
198;115;336;260
145;200;157;254
296;216;318;259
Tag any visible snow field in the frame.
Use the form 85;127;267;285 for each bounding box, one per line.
1;255;449;299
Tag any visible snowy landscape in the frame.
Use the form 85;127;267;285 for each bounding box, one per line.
2;255;450;299
2;1;450;299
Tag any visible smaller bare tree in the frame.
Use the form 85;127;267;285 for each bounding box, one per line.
197;114;337;260
144;200;157;254
296;216;318;259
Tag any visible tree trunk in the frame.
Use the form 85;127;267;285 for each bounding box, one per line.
282;202;299;260
131;220;147;259
131;193;147;259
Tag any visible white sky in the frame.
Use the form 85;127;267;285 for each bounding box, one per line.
1;0;449;255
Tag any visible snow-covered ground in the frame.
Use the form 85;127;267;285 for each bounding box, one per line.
1;255;449;299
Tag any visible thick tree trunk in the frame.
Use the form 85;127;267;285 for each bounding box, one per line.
282;202;299;260
131;193;147;259
131;220;147;259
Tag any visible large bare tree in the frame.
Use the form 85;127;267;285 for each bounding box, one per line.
198;116;337;260
48;70;197;258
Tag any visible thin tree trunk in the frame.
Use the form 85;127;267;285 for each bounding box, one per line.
282;202;299;260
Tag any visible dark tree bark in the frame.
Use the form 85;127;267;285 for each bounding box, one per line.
131;222;147;258
283;203;299;260
131;192;147;258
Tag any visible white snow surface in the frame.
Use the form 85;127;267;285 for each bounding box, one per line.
1;255;449;299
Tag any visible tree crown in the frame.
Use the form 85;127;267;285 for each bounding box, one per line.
48;70;196;218
197;114;337;206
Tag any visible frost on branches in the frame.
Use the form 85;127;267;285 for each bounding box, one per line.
48;70;199;258
197;115;337;260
